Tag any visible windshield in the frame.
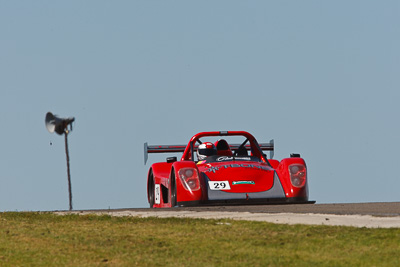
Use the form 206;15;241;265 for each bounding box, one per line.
181;131;271;166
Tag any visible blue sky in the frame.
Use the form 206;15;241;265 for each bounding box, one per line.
1;1;399;211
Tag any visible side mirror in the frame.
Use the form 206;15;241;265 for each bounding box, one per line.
167;157;177;163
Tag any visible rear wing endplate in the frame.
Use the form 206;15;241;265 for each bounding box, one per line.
144;140;274;164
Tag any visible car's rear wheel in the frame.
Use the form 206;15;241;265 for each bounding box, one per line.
148;171;155;208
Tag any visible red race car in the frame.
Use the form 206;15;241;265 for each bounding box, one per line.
144;131;314;208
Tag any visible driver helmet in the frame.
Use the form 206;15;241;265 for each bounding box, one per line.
197;142;217;161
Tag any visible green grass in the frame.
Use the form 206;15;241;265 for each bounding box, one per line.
0;212;399;266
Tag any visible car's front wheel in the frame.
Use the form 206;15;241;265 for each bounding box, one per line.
148;171;155;208
170;171;177;207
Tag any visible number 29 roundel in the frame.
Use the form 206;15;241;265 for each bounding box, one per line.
208;181;231;190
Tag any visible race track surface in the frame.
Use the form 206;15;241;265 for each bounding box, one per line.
60;202;400;228
83;202;400;216
174;202;400;217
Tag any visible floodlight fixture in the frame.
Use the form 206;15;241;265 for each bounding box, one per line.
45;112;75;210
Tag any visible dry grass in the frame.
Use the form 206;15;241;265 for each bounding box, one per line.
0;212;399;266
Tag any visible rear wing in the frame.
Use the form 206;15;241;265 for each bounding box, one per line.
144;140;274;164
144;144;186;164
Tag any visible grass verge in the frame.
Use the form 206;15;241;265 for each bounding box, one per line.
0;212;399;266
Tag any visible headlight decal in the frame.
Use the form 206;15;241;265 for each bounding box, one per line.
289;164;306;188
178;168;200;191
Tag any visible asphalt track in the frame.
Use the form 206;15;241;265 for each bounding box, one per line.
59;202;400;228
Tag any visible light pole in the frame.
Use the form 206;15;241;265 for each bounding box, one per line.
45;112;75;210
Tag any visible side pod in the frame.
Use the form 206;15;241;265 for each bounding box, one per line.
276;157;309;199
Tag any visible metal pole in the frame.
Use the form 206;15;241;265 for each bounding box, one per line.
64;130;73;210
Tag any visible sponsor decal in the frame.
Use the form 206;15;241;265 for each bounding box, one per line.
232;181;255;185
155;184;161;204
206;164;270;173
217;156;251;161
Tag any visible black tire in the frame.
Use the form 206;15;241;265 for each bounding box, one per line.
148;171;155;208
170;171;177;207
